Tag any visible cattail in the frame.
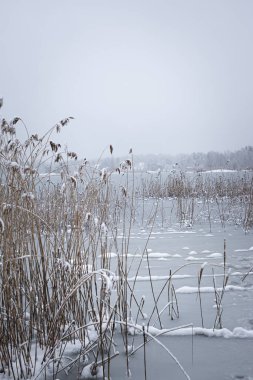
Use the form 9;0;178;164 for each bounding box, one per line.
50;141;61;152
11;117;20;125
55;153;63;162
60;116;74;126
70;176;77;188
67;151;78;160
121;186;127;197
199;262;207;281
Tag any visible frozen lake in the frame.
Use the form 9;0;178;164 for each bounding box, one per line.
2;169;253;380
56;196;253;380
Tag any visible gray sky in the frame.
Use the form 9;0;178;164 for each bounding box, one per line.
1;0;253;159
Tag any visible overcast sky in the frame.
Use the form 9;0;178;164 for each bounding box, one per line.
1;0;253;159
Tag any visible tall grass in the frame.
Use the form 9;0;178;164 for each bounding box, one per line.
0;110;252;379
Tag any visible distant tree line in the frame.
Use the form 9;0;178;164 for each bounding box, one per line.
99;146;253;172
42;146;253;174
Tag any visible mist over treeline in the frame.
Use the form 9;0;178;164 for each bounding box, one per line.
42;146;253;174
99;146;253;172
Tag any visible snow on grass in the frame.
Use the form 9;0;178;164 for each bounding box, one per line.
204;169;237;173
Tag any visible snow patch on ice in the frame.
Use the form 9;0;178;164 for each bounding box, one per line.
99;252;117;258
146;252;182;258
176;285;249;294
144;326;253;339
127;274;192;282
189;250;198;255
207;252;223;258
185;256;206;261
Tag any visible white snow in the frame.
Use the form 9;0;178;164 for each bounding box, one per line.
185;256;206;261
143;325;253;339
207;252;223;258
126;274;192;282
147;252;182;258
176;285;248;294
101;222;108;235
21;192;35;200
99;252;117;258
80;363;103;379
235;247;253;252
56;258;72;271
204;169;237;173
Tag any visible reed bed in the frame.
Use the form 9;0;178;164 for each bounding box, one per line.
0;112;252;379
135;170;253;231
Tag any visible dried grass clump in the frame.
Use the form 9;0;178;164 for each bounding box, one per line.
0;113;136;379
1;111;190;380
